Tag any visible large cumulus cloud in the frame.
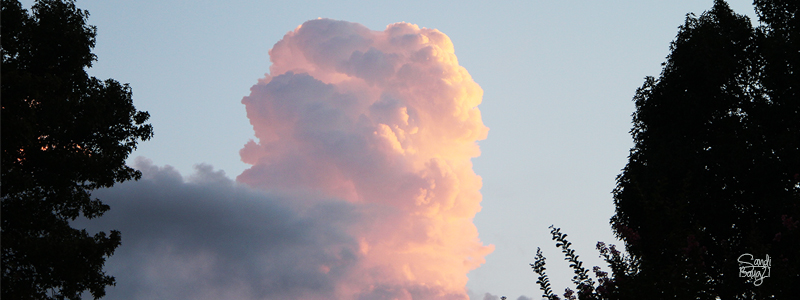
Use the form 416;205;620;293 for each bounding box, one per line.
81;18;492;300
237;18;492;299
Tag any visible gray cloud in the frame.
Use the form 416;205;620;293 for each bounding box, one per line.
75;158;362;300
466;291;533;300
482;293;502;300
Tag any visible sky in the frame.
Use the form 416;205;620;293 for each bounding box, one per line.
27;0;763;299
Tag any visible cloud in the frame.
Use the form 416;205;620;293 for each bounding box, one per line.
482;293;502;300
468;292;532;300
466;290;533;300
77;158;362;300
79;18;490;300
238;18;491;299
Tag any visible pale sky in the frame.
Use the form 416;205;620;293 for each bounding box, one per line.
33;1;762;299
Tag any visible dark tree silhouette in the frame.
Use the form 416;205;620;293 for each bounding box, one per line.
610;0;798;298
532;226;637;300
535;1;798;299
1;0;153;299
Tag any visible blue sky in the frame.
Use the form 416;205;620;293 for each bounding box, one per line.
41;1;761;299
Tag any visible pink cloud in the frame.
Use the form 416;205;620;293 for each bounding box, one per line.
238;18;492;299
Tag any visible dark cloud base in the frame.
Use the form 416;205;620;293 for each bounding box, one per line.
75;158;361;300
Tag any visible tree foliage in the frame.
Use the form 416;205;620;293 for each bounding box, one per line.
1;0;153;299
532;226;637;300
611;0;799;298
535;0;799;299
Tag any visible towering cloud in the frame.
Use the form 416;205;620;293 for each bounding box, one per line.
238;19;492;299
78;19;491;300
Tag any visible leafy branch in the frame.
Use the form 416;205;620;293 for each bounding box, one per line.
532;247;559;300
532;225;637;300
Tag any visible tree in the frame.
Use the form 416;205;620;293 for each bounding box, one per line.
534;1;799;299
532;226;637;300
1;0;153;299
610;0;798;298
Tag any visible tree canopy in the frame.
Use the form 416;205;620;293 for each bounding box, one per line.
611;1;799;298
534;0;799;299
1;0;153;299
